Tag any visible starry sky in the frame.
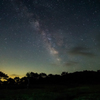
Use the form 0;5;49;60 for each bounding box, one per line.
0;0;100;78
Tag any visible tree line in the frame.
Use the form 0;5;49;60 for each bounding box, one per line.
0;70;100;89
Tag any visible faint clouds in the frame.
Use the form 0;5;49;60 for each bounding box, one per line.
64;61;78;67
68;46;95;57
10;74;19;77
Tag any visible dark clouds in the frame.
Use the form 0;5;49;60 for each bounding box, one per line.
64;61;78;67
68;46;95;57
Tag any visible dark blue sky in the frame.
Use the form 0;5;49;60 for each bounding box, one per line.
0;0;100;78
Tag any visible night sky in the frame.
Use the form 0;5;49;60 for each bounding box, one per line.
0;0;100;78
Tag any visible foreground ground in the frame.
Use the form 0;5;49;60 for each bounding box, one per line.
0;84;100;100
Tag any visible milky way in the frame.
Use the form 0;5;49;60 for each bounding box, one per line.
11;0;62;64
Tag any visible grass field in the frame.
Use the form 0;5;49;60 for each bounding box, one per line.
0;84;100;100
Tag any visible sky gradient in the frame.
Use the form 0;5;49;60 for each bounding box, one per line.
0;0;100;78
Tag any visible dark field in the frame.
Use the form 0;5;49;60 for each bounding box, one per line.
0;84;100;100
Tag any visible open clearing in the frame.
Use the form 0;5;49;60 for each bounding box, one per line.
0;84;100;100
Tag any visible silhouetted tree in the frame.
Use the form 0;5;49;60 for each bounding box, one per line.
97;70;100;73
0;71;8;81
48;74;53;77
20;77;27;88
14;77;20;85
26;72;40;88
30;72;39;79
61;72;68;76
7;78;15;84
39;73;47;78
26;72;31;88
7;78;15;88
2;81;8;89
